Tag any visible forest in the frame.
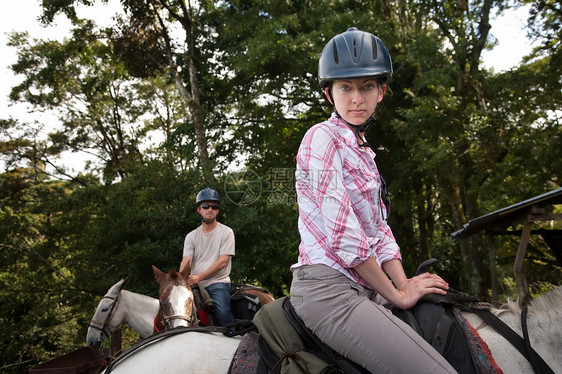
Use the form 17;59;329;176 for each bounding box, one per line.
0;0;560;371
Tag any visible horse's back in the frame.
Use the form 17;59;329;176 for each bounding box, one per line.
461;308;561;374
102;331;242;374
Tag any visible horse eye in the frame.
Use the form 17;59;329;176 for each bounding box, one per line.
101;308;109;312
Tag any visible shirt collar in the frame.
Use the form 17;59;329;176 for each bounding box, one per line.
327;113;376;157
327;113;357;147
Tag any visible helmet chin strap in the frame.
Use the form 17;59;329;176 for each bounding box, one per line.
335;110;376;149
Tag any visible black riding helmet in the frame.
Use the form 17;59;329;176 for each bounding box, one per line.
196;188;220;206
318;27;393;89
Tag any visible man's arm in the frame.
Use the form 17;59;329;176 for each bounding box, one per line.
187;254;230;285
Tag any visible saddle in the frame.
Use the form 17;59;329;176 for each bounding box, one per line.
192;284;266;329
390;293;479;374
231;284;267;320
252;259;554;374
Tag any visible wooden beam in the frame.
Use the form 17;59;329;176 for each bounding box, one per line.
527;213;562;222
489;229;562;236
487;232;498;301
514;221;532;306
110;328;122;357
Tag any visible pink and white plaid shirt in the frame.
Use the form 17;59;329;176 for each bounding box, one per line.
292;113;401;288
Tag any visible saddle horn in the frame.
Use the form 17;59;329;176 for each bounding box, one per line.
416;258;438;275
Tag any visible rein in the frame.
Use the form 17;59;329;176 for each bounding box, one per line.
456;301;554;374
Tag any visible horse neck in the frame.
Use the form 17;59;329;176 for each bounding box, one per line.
119;290;160;338
462;293;562;373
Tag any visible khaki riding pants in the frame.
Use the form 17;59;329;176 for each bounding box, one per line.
290;265;457;373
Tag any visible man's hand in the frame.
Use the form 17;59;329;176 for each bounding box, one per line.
187;274;202;285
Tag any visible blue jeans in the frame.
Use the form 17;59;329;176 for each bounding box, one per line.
205;282;233;326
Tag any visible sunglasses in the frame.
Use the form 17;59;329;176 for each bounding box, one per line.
379;175;391;222
200;204;219;210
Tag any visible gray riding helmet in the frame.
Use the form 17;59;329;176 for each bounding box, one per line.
318;27;393;88
196;188;221;205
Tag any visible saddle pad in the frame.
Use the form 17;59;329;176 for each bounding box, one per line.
453;308;503;374
228;331;261;374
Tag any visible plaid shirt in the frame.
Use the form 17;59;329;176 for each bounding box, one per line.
292;113;401;288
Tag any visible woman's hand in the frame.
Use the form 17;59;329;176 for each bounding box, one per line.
394;272;449;310
356;257;449;310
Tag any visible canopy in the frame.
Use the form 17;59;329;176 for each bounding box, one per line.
450;187;562;304
451;187;562;242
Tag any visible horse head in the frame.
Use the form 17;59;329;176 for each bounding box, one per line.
86;276;130;349
152;265;196;330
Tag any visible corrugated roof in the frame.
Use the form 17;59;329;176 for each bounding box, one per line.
450;187;562;242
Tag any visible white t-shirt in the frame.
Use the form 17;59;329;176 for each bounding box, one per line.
183;222;235;288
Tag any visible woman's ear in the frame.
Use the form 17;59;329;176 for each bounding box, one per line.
324;87;334;105
377;84;387;103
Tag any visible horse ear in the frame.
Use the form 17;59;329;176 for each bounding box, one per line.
152;265;166;283
180;266;190;280
122;275;132;288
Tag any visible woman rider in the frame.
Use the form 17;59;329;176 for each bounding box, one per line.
289;27;457;373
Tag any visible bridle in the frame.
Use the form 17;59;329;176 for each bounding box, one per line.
159;302;196;329
88;276;131;341
159;298;198;330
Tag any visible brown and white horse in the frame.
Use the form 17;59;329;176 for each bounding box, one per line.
152;266;197;331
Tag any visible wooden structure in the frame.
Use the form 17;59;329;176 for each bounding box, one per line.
451;187;562;304
29;347;110;374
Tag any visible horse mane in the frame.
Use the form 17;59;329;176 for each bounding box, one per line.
489;287;562;349
527;286;562;314
495;286;562;315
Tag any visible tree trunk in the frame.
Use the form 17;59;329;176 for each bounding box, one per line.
155;0;214;185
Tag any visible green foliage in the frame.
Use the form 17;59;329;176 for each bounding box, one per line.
0;169;86;372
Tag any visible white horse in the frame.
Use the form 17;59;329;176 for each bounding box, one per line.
100;286;562;374
86;278;159;349
101;331;242;373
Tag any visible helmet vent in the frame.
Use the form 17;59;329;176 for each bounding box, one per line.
332;40;339;63
371;36;377;60
353;39;358;57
